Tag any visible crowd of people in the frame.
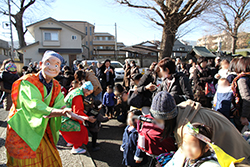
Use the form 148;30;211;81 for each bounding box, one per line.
1;50;250;167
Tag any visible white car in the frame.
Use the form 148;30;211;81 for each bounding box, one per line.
110;61;124;80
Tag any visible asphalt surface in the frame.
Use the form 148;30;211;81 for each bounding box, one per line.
87;119;126;167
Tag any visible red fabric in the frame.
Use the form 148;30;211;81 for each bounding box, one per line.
61;87;67;97
137;115;177;156
60;95;88;148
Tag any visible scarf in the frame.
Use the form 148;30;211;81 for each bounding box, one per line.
231;72;250;115
184;152;217;167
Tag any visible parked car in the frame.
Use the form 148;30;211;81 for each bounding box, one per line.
109;61;124;80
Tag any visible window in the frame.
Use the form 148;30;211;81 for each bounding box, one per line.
108;37;112;40
90;41;92;45
25;58;32;65
85;27;88;35
105;37;109;40
179;47;185;51
44;32;58;41
111;62;123;68
86;41;88;46
72;35;77;40
90;27;92;35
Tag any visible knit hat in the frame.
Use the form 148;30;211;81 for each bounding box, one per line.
42;50;64;64
5;62;17;72
150;91;177;120
81;81;93;91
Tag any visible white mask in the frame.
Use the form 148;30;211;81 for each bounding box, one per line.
131;64;134;67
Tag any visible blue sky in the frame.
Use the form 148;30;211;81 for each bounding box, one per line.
0;0;215;46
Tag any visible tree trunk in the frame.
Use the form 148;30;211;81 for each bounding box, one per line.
14;13;26;48
159;27;176;60
231;32;238;54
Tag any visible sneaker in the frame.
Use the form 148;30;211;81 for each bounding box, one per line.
71;147;87;154
92;147;100;152
66;143;73;147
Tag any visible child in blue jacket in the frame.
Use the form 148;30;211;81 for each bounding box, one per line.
103;85;115;118
120;109;148;167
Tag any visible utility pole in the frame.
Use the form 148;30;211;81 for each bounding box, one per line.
114;23;117;61
8;0;14;60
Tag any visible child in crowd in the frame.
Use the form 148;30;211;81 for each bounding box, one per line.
132;73;142;88
103;85;115;119
215;59;230;79
116;91;130;127
213;78;233;119
68;80;79;92
85;100;109;151
165;122;220;167
121;110;148;167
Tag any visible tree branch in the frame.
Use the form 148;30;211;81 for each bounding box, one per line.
117;0;165;21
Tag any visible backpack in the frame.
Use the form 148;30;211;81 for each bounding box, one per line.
137;115;177;156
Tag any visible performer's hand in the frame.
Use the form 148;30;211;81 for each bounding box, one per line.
62;108;73;116
87;116;96;123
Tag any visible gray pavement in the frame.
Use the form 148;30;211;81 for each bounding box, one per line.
87;119;125;167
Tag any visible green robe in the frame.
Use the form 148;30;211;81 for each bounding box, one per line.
8;80;65;151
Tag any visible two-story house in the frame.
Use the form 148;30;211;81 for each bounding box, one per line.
17;17;86;67
93;32;126;59
61;21;95;59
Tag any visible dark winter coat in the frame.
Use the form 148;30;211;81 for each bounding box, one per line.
155;72;193;104
137;70;157;107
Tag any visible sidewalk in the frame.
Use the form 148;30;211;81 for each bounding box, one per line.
0;108;96;167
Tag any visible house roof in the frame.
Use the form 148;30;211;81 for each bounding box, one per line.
94;32;113;37
17;41;39;50
26;17;86;37
192;46;216;58
119;41;161;55
0;39;9;49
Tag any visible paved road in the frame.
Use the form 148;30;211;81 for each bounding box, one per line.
87;119;125;167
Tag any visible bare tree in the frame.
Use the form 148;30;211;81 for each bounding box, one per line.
206;0;250;54
116;0;213;59
0;0;53;48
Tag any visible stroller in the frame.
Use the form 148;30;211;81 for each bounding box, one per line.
135;115;177;167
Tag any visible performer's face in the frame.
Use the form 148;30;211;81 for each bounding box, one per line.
41;56;61;79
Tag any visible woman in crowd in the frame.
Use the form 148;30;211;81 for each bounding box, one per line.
231;57;250;132
193;57;213;107
155;57;193;105
123;60;131;91
74;70;85;86
227;57;239;84
136;62;158;115
0;61;19;110
98;59;115;95
130;60;140;88
150;91;250;164
61;81;96;154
